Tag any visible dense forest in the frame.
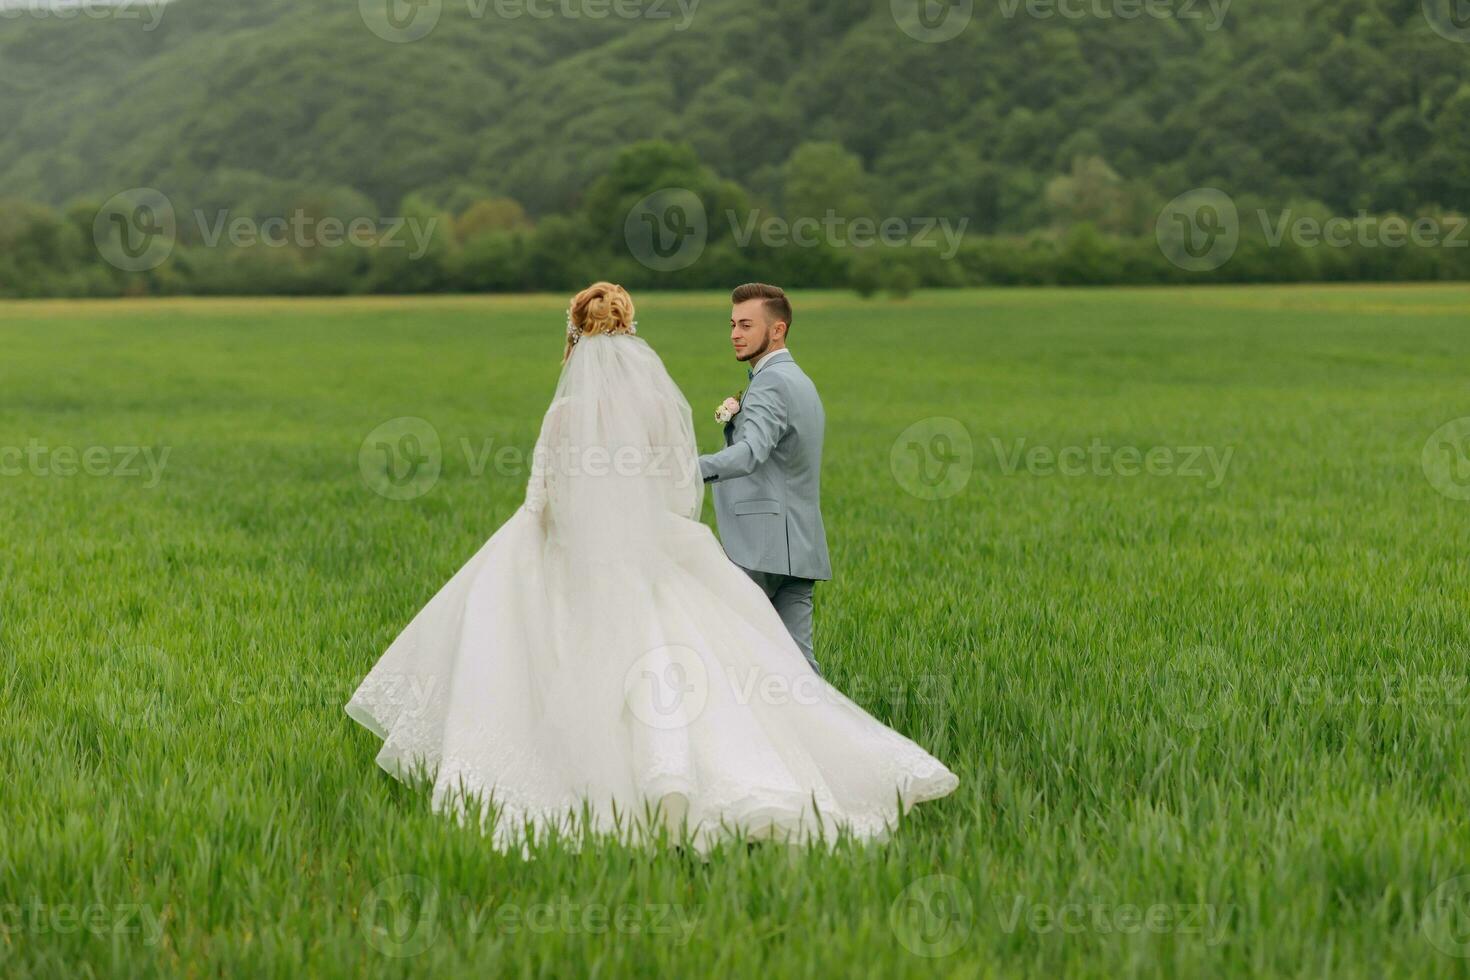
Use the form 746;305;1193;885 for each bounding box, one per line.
1;0;1467;296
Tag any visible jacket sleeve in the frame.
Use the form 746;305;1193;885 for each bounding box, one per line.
698;380;788;483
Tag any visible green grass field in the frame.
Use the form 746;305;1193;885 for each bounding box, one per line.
3;285;1469;978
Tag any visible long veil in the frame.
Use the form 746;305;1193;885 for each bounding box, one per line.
528;334;703;560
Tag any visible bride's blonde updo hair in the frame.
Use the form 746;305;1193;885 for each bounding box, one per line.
565;281;636;362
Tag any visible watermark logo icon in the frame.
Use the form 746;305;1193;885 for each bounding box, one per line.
1160;644;1236;731
359;417;443;500
1422;418;1470;501
624;645;710;730
890;417;974;500
94;188;176;272
624;188;708;272
889;875;973;957
360;0;441;42
891;0;973;42
94;644;174;731
1424;0;1470;42
1423;875;1470;957
1156;188;1239;272
361;875;440;957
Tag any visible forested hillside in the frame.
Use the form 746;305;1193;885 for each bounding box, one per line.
1;0;1467;295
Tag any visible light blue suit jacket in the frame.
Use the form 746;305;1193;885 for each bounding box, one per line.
698;350;832;581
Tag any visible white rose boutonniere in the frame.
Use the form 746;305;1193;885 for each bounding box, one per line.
715;392;742;425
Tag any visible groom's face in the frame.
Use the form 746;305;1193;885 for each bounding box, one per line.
730;299;785;363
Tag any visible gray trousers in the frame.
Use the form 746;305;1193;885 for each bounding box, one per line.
743;569;819;675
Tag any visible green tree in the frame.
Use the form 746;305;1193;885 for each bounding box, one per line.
781;142;873;223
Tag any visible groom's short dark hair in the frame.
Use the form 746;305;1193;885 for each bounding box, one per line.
732;283;792;331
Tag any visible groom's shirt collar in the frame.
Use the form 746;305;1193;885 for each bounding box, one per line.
751;348;791;377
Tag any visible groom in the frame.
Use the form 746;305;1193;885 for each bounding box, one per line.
699;283;831;674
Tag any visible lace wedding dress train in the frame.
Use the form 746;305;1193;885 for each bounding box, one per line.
345;334;957;851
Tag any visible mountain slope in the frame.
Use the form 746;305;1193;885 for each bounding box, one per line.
1;0;1467;230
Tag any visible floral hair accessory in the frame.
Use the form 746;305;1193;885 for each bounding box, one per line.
566;317;637;345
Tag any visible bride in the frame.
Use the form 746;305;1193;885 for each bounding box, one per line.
346;282;957;852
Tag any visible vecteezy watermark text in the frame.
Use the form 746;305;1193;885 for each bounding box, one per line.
0;0;168;30
890;0;1228;43
357;415;704;501
624;189;968;272
0;441;170;488
992;437;1234;488
193;210;439;259
727;211;969;260
1157;187;1469;272
995;896;1232;944
1258;211;1469;251
360;875;699;957
622;645;946;730
995;0;1230;29
358;0;699;43
0;901;167;946
888;874;1235;958
93;189;441;272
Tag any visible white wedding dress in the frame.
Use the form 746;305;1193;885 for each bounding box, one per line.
346;333;957;851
